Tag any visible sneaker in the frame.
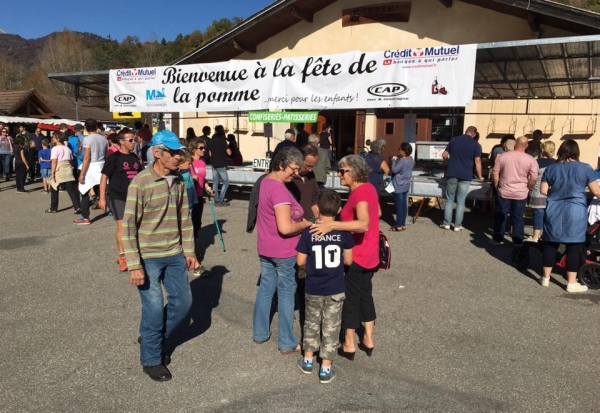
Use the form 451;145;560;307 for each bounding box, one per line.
117;255;128;272
297;358;313;375
73;217;91;225
319;369;336;384
15;190;27;194
566;283;588;293
439;224;450;230
488;239;502;246
540;277;550;287
220;201;230;206
193;265;205;276
524;236;538;243
453;226;463;232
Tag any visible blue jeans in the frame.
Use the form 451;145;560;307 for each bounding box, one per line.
0;153;11;177
494;196;526;244
253;256;298;351
443;178;471;227
532;208;545;230
393;191;409;227
212;166;229;203
137;253;192;366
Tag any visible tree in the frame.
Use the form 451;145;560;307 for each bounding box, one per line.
0;53;25;90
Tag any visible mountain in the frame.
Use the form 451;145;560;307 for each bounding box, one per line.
0;32;106;70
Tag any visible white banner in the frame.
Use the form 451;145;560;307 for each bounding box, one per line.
110;45;477;113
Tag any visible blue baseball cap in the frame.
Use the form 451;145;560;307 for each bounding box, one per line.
150;130;185;150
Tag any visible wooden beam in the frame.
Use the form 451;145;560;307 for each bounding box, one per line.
289;5;313;23
438;0;452;7
232;39;256;54
527;11;540;32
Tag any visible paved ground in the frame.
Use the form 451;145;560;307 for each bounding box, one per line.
1;179;599;413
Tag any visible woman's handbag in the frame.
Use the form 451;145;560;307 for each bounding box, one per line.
378;231;391;272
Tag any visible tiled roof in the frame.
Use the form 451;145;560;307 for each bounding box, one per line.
39;94;113;122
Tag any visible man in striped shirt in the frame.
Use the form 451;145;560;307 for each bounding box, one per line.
122;130;197;382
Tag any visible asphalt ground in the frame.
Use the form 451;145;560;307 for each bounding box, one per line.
1;179;599;413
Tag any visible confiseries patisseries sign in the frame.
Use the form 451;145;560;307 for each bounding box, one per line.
109;45;476;112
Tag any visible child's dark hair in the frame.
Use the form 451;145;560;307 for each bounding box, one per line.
178;148;193;164
14;136;24;146
318;189;341;217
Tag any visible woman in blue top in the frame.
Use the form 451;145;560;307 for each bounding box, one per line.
540;139;600;292
390;142;414;231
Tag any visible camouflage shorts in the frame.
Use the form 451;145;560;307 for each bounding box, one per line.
302;292;345;360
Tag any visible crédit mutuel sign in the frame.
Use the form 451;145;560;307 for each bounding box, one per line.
109;45;476;113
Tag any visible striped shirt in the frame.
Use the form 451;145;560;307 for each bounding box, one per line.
121;166;194;271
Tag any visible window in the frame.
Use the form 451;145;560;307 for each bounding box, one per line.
385;122;394;135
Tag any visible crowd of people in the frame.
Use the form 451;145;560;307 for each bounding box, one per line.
5;117;598;383
443;126;599;293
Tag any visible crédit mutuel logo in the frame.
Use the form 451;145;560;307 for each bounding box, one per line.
115;68;157;82
382;45;460;65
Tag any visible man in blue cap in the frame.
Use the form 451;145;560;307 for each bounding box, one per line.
121;130;197;382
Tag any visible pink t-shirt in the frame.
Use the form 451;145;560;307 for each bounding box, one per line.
107;145;119;156
191;159;206;196
256;178;304;258
340;182;380;269
493;151;538;200
50;145;72;162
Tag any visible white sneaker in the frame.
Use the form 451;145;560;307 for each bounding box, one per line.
524;236;538;243
440;224;450;230
453;226;463;232
488;239;502;246
566;283;588;293
540;277;550;287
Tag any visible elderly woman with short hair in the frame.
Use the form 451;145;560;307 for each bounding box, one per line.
365;139;390;194
253;147;312;354
311;155;380;360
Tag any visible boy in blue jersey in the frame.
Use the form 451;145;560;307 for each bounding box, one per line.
296;189;354;384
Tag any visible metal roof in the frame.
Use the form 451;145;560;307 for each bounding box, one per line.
47;70;110;95
474;34;600;99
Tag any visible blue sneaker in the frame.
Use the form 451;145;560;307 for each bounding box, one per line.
297;358;313;375
319;369;336;384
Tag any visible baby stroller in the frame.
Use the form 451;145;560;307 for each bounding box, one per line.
577;222;600;289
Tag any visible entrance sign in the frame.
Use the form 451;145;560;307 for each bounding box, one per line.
110;45;477;113
249;111;318;123
253;158;271;170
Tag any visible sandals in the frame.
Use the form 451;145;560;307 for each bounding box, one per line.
389;227;406;232
45;209;57;213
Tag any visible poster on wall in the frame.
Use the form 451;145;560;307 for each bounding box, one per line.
110;45;477;113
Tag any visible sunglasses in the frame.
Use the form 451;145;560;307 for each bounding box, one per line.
197;146;206;150
163;148;181;156
120;138;136;143
337;168;351;175
1;130;6;133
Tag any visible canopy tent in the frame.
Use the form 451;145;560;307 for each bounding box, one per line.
48;34;600;103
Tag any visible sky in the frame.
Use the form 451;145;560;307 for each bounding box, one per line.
2;0;275;42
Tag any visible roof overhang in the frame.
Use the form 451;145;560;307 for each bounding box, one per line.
475;34;600;99
47;70;110;95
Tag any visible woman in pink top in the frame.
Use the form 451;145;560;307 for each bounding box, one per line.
311;155;381;360
253;147;312;354
188;138;214;275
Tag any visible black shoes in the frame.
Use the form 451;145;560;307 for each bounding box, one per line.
142;364;172;382
337;346;356;361
358;342;374;357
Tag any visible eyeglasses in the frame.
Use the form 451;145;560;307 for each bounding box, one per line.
197;146;206;150
288;165;300;174
1;130;6;133
120;138;136;143
337;168;351;175
304;164;316;170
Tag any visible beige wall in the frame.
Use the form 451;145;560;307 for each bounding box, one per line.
180;0;588;163
465;99;599;167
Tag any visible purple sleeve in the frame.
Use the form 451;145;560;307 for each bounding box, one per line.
269;181;292;208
